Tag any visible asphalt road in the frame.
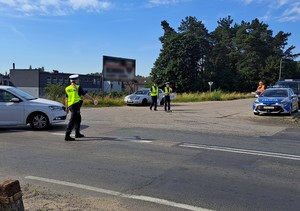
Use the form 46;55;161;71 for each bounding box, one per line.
1;98;300;210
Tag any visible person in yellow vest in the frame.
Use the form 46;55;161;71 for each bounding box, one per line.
150;82;158;111
64;74;94;141
164;82;172;112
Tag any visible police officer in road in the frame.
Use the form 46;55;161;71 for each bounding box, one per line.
164;82;172;112
65;74;94;141
150;82;158;111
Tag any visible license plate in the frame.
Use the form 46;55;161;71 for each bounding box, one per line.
264;106;274;109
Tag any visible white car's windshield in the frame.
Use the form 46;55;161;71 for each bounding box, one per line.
135;90;149;95
7;87;37;100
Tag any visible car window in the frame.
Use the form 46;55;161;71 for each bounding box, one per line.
135;90;148;95
289;89;295;96
7;87;36;100
261;89;288;97
0;90;16;102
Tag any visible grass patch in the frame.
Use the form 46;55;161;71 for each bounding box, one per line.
54;91;253;107
173;90;253;103
83;96;125;107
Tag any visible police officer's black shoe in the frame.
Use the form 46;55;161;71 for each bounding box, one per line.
65;135;75;141
65;132;75;141
75;133;85;138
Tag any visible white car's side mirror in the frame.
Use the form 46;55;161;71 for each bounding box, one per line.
10;98;21;103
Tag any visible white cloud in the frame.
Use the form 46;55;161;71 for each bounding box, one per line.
239;0;300;22
241;0;254;5
68;0;111;11
0;0;17;7
148;0;190;7
0;0;112;16
279;2;300;22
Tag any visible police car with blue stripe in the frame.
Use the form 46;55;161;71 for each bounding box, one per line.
252;86;299;115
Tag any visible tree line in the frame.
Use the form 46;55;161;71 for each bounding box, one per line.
150;16;300;93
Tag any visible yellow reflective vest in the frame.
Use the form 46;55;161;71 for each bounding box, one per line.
150;86;158;96
164;87;171;96
65;84;81;107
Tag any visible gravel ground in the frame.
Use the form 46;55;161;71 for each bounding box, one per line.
22;183;128;211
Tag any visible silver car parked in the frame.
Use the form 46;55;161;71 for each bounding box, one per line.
0;85;67;130
124;88;164;106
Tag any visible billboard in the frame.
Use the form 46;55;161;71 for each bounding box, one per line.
103;56;136;81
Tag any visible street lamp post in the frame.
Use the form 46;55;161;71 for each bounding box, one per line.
279;58;282;81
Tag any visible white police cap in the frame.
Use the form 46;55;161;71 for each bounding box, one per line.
69;74;79;80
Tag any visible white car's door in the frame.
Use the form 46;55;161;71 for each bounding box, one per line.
158;89;164;101
0;90;25;125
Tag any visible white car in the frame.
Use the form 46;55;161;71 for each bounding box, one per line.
124;88;165;106
0;86;67;130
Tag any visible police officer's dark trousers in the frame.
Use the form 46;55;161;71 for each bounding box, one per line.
150;96;157;110
74;100;83;135
65;102;81;139
164;95;170;111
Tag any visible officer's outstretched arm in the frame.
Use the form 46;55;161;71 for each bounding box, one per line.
65;98;69;113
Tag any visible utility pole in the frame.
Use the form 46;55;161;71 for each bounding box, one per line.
279;58;282;80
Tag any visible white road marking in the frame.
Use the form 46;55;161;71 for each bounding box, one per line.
180;143;300;161
25;176;212;211
128;140;153;143
51;133;65;136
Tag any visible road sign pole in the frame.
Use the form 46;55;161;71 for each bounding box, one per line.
208;81;213;93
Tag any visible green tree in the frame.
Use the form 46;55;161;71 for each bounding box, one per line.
152;16;300;92
151;17;211;92
209;16;238;91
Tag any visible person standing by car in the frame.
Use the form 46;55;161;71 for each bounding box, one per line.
65;74;94;141
255;81;265;95
150;82;158;111
164;82;172;112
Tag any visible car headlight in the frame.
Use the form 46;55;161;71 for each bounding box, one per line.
254;99;260;104
281;98;289;106
49;106;64;111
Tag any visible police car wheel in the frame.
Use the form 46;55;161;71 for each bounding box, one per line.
142;99;148;106
29;112;49;130
288;105;292;116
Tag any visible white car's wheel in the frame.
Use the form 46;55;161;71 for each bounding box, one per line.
29;112;49;130
142;98;148;106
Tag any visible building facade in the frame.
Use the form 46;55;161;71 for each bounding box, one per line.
9;69;102;97
0;73;12;86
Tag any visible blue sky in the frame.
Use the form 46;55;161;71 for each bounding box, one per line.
0;0;300;77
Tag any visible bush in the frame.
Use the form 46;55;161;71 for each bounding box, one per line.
44;84;65;102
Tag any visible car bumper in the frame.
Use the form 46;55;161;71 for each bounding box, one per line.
125;100;142;105
50;110;67;123
253;103;290;114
